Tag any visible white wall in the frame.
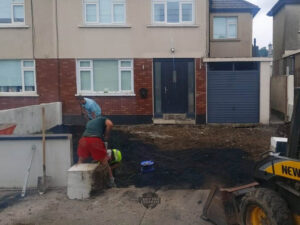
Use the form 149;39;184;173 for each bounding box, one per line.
287;75;294;121
260;62;272;124
0;102;62;135
270;75;294;121
0;134;73;188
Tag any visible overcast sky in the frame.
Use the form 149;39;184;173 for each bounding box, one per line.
246;0;278;48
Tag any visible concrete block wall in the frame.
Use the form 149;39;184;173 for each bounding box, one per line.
0;102;62;134
0;134;73;188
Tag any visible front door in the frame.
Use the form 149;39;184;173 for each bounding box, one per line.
154;59;194;116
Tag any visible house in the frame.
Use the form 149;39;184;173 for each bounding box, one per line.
268;0;300;121
0;0;271;125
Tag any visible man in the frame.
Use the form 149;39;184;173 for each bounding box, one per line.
78;97;101;120
77;116;116;187
107;149;122;170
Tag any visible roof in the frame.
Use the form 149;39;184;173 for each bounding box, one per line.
267;0;300;16
210;0;260;16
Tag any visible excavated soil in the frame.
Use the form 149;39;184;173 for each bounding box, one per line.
68;124;285;189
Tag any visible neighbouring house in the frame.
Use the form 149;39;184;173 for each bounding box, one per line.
268;0;300;121
0;0;271;125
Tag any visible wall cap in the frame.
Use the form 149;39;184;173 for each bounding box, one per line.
75;93;136;97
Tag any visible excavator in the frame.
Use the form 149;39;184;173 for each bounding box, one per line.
202;89;300;225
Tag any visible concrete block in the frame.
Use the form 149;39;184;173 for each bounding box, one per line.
270;137;288;153
67;164;99;200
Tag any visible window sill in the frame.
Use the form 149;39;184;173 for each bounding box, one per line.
78;24;131;28
0;92;39;97
211;38;241;42
0;25;29;29
76;93;136;97
147;24;199;28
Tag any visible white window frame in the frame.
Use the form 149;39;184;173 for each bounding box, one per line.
11;2;25;25
83;0;126;25
213;16;238;40
152;0;194;25
77;59;134;96
0;60;37;95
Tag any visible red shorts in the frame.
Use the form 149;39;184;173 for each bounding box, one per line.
77;137;107;161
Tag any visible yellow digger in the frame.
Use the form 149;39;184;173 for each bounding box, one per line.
202;89;300;225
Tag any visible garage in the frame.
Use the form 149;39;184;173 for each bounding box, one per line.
207;61;260;123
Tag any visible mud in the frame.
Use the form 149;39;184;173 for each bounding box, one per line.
66;124;285;189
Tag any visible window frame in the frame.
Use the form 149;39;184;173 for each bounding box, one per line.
11;2;25;24
152;0;195;25
77;59;134;96
0;60;37;95
83;0;126;25
213;16;238;40
0;0;25;26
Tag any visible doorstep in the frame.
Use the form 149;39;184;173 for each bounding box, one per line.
153;118;196;125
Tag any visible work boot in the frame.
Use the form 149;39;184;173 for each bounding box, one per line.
108;177;116;188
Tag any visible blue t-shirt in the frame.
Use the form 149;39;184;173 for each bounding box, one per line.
82;98;101;120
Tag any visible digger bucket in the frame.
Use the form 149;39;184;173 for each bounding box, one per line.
201;182;258;225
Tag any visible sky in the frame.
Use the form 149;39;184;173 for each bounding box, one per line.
246;0;278;48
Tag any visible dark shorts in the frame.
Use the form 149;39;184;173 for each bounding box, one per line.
77;137;107;161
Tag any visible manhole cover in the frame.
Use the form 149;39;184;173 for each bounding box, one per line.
139;192;161;209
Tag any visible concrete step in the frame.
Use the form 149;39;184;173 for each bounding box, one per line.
153;118;195;125
163;114;187;120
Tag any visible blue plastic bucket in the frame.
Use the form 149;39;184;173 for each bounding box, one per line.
140;160;155;173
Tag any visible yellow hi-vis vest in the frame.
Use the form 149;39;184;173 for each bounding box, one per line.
110;149;122;164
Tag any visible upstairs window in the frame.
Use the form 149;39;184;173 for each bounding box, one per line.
152;0;194;24
213;17;237;39
0;0;25;25
84;0;126;24
0;60;36;93
77;59;134;95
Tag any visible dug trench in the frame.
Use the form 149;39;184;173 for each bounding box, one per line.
67;124;282;190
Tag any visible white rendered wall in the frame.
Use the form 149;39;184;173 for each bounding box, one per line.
0;134;73;188
260;61;272;124
0;102;62;134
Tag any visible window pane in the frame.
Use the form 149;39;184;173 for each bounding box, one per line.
121;71;131;91
80;71;91;91
23;61;34;67
93;60;118;92
154;3;164;22
24;71;35;91
99;0;112;23
86;4;97;22
213;17;226;39
228;23;237;38
113;4;125;23
13;5;24;22
167;2;179;23
80;61;91;67
0;0;11;23
0;60;22;92
120;61;131;67
182;3;192;22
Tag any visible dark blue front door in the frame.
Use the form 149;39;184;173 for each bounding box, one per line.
161;59;188;113
154;59;195;117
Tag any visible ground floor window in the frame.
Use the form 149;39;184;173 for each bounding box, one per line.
0;60;36;93
77;59;134;95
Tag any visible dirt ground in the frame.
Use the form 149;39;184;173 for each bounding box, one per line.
0;124;288;225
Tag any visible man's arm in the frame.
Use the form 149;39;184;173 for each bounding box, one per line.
104;119;113;141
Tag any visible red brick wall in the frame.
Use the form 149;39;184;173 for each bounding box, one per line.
36;59;60;103
0;59;60;110
59;58;153;116
195;58;206;118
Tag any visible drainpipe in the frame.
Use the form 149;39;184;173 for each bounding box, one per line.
30;0;35;59
55;0;61;102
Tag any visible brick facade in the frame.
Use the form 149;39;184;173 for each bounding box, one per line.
0;58;206;124
195;58;207;123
